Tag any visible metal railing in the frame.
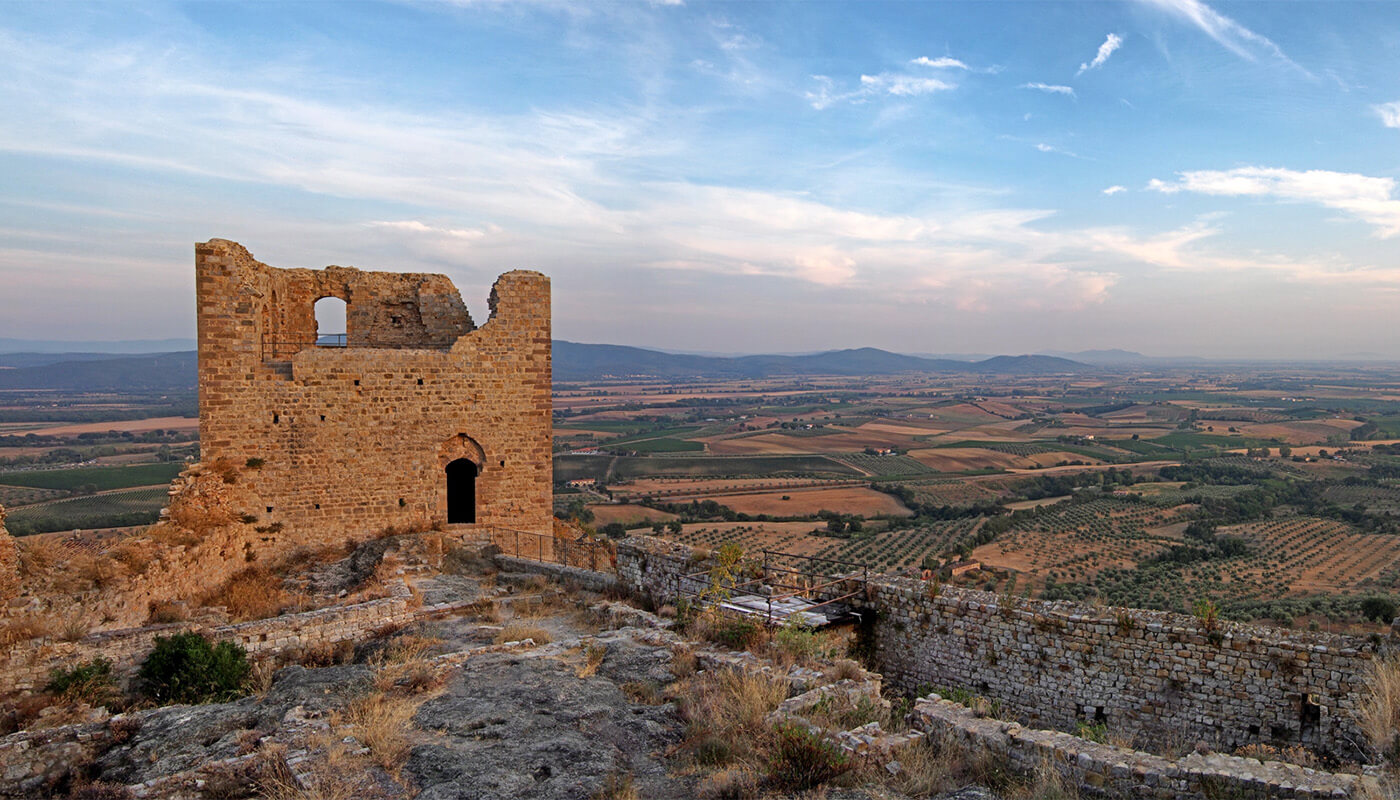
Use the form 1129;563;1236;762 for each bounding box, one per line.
480;524;616;573
675;548;868;628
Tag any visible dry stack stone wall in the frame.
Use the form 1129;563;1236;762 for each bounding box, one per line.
911;695;1378;799
871;580;1377;763
612;536;1383;764
195;239;552;546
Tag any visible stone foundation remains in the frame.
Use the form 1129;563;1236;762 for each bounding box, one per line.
195;239;552;545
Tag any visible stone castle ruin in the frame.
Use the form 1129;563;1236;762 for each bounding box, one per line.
195;239;552;543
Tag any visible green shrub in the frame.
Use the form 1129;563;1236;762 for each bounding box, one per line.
1361;596;1397;624
46;658;120;706
710;618;764;651
138;632;249;704
766;722;851;791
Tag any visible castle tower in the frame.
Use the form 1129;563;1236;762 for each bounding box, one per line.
194;239;552;543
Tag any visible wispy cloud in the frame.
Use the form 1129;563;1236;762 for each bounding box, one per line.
1137;0;1309;75
1020;82;1075;97
807;71;953;109
1148;167;1400;237
1374;101;1400;129
1102;185;1126;195
860;73;954;97
910;56;968;70
1077;33;1122;75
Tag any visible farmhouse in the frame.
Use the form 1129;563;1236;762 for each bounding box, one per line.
195;239;553;544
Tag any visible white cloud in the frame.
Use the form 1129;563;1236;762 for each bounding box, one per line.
1102;185;1126;195
1137;0;1308;74
910;56;968;70
368;220;501;239
807;71;953;109
860;73;954;97
1020;82;1075;97
1078;33;1123;75
1147;166;1400;237
1374;101;1400;129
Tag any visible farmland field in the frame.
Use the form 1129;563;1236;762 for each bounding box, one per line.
698;486;913;518
0;462;185;491
4;486;167;535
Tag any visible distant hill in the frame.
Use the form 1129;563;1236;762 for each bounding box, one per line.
0;352;197;392
0;337;197;355
0;342;1090;391
554;341;1088;380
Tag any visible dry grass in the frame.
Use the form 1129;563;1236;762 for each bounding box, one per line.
341;691;420;775
0;616;54;648
206;566;293;622
695;767;761;800
1361;655;1400;765
493;622;552;645
590;769;639;800
369;633;445;694
675;668;790;770
577;642;607;678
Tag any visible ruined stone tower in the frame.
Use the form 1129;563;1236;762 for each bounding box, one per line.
195;239;552;543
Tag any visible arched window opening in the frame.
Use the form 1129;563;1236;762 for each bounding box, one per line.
314;297;347;347
446;458;478;524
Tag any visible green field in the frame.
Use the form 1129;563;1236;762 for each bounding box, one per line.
0;462;185;491
618;438;704;453
613;454;860;479
4;486;168;536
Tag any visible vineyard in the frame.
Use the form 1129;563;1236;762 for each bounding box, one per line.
974;498;1188;584
4;486;167;535
833;453;937;477
815;518;985;573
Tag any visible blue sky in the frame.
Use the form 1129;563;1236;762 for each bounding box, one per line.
1;1;1398;358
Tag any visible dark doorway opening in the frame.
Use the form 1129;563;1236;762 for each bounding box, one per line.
446;458;478;524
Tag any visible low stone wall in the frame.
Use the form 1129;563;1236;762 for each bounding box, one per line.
616;535;716;606
494;555;618;594
870;580;1379;762
911;695;1380;799
0;582;420;693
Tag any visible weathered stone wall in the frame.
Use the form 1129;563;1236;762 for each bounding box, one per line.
870;580;1378;763
911;695;1378;799
0;505;17;603
0;578;495;694
616;535;717;606
495;555;619;594
195;239;552;545
613;536;1383;763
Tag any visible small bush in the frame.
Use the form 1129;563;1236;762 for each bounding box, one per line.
696;767;759;799
138;632;249;705
766;722;851;791
703;616;764;651
46;659;120;706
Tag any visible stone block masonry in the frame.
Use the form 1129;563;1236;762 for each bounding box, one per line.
870;579;1380;763
612;536;1386;765
194;239;552;545
911;695;1379;799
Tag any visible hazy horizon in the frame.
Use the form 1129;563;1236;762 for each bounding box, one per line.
2;1;1399;359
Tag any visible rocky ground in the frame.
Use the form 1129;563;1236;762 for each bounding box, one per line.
1;559;1015;800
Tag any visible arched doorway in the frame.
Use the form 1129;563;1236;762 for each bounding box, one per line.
445;458;478;524
314;296;347;347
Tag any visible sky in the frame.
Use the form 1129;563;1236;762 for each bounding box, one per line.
1;1;1399;359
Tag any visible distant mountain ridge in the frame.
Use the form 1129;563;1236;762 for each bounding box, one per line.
554;341;1087;380
0;342;1089;392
